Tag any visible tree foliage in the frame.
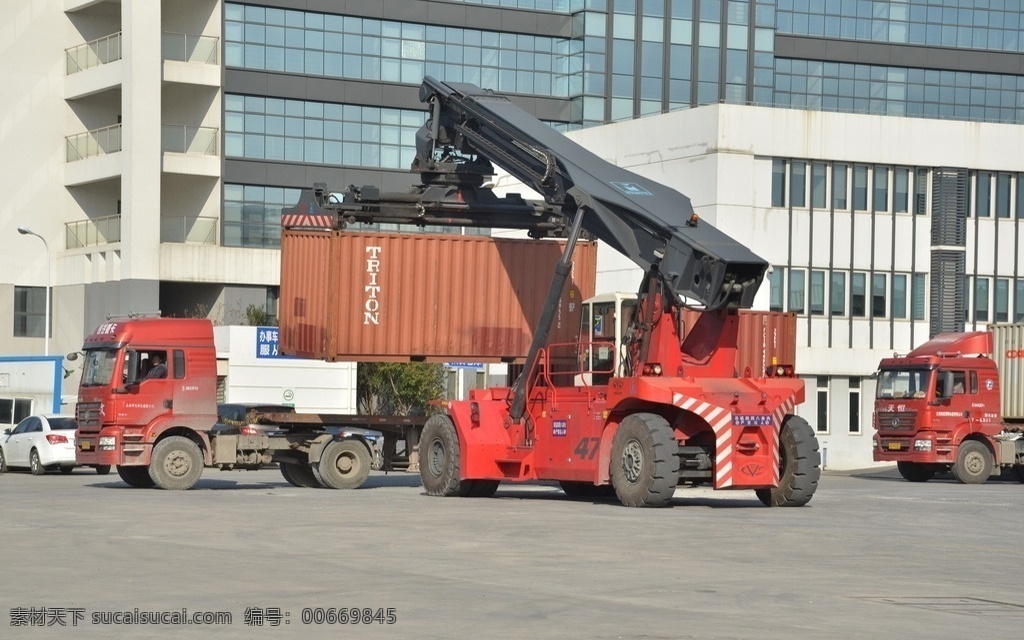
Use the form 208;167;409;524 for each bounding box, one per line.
358;362;447;416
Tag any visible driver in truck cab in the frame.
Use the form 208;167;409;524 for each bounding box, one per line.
144;352;168;379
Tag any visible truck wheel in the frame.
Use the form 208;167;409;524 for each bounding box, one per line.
952;440;992;484
318;440;372;490
756;416;821;507
559;481;616;499
30;449;46;475
897;461;935;483
610;413;678;508
280;462;321;488
149;436;204;490
95;465;111;475
420;414;475;497
117;465;155;488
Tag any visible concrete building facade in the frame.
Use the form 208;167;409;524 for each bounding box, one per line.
2;0;1023;467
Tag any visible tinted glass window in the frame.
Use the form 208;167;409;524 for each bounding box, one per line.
48;418;78;431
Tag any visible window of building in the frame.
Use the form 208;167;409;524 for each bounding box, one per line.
1017;174;1024;219
790;161;806;208
873;166;888;212
830;271;845;315
789;268;805;313
848;377;861;434
995;278;1009;322
832;163;848;210
223;184;302;249
768;267;783;312
13;286;48;338
816;376;828;434
872;273;886;318
914;168;928;215
852;165;868;211
974;277;989;322
809;270;825;315
0;398;33;427
891;273;907;319
851;272;866;317
771;158;786;207
811;162;826;209
893;167;909;213
975;171;991;217
1016;279;1024;322
911;273;926;320
996;173;1011;218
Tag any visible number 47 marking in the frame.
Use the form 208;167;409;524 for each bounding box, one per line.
574;437;601;460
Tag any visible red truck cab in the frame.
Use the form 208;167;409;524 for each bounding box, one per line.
75;318;218;487
873;331;1021;483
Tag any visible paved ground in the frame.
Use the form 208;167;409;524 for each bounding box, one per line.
0;465;1022;639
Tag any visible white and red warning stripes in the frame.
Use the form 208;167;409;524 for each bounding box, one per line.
281;213;334;229
672;392;798;489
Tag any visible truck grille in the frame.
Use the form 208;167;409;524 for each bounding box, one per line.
875;410;917;432
76;402;102;431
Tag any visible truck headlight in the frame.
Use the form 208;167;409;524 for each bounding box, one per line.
99;436;116;451
913;439;932;451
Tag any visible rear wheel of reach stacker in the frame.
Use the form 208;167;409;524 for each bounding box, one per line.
610;413;679;508
318;440;372;489
420;414;478;497
559;481;616;500
148;436;204;490
117;465;156;488
756;416;821;507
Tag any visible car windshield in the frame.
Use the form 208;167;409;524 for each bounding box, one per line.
877;369;932;399
80;349;119;387
48;418;78;431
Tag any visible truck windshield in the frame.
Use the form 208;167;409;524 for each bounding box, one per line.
876;369;931;399
80;349;119;387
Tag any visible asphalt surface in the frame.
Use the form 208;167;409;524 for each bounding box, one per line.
1;465;1022;639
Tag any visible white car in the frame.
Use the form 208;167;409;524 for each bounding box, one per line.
0;414;110;475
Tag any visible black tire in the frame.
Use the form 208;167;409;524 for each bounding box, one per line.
117;465;156;488
420;414;475;497
95;465;111;475
559;480;616;499
897;461;936;483
465;480;500;498
610;413;678;507
952;440;992;485
149;436;204;490
280;461;321;488
60;466;74;474
757;416;821;507
30;449;46;476
0;447;7;473
318;440;372;490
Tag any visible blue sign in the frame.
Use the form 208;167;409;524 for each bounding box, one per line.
256;327;279;358
732;414;774;427
552;420;567;437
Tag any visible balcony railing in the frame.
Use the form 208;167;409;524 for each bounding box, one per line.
162;125;218;155
66;124;122;162
66;215;121;249
161;216;217;245
66;32;122;75
162;32;219;64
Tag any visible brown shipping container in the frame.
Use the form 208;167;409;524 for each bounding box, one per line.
280;231;597;362
681;309;798;377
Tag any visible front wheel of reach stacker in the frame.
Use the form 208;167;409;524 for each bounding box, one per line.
419;414;476;497
149;436;204;490
756;415;821;507
318;440;372;489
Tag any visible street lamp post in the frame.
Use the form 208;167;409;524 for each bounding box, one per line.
18;227;51;356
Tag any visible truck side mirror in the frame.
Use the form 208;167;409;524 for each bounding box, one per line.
937;370;954;399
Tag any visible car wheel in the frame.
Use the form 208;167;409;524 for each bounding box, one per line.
95;465;111;475
0;447;7;473
60;466;74;475
30;449;46;476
